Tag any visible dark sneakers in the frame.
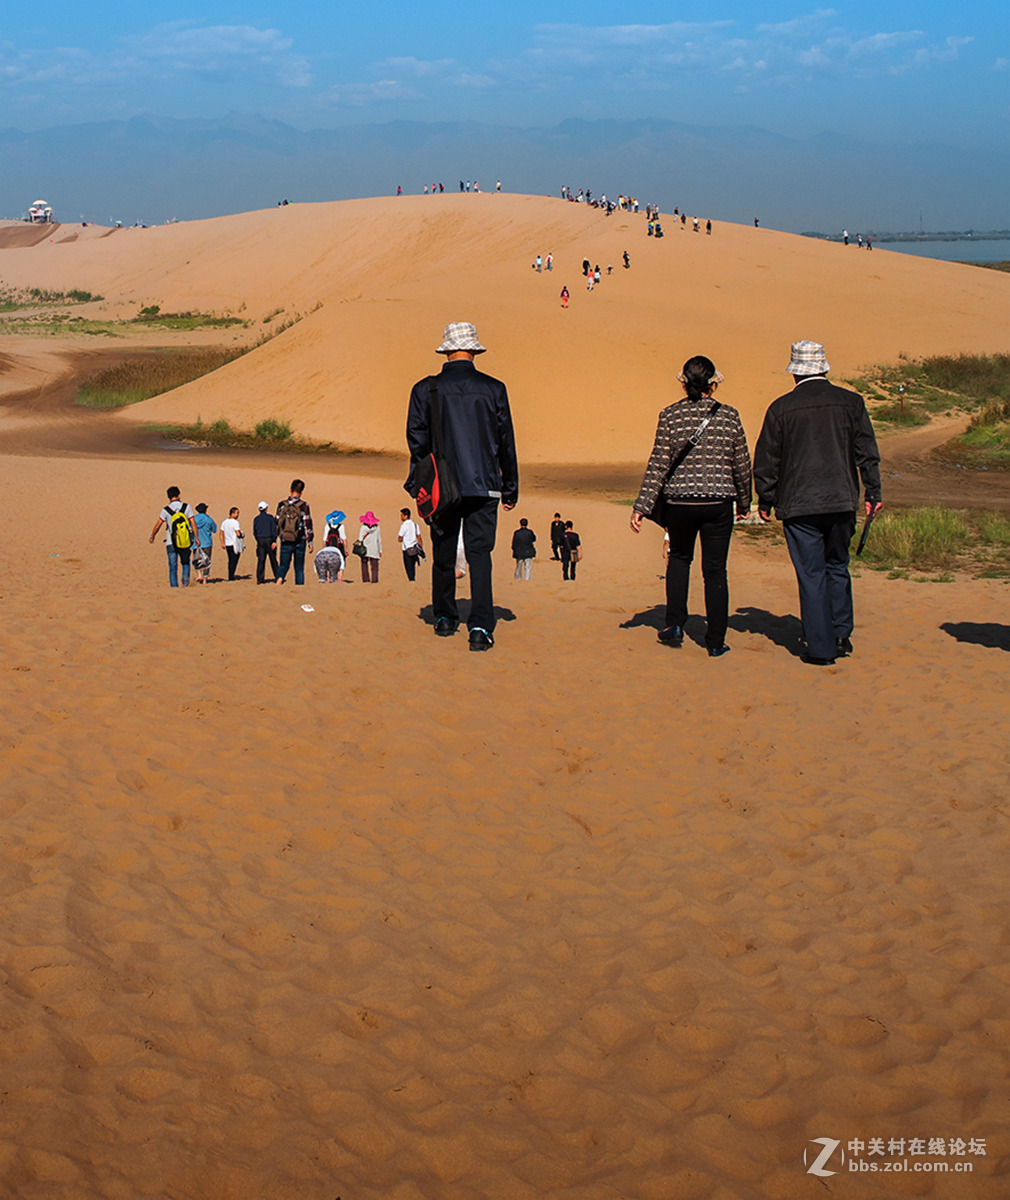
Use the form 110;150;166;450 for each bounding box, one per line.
835;637;853;657
434;616;459;637
707;645;731;658
657;626;684;647
468;628;494;652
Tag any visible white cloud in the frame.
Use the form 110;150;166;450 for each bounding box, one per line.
321;55;498;111
120;23;312;87
516;15;973;87
0;22;312;92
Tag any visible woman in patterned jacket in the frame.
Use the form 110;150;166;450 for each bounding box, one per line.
630;355;752;657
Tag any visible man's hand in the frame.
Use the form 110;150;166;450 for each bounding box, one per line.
758;508;773;523
503;501;516;511
630;511;643;534
865;500;883;517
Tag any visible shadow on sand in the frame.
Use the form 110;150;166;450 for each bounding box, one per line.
417;603;517;628
940;621;1010;652
729;606;804;657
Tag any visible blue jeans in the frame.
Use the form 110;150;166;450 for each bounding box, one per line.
279;541;306;584
166;545;191;587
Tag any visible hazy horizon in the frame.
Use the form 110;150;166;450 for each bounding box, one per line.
2;5;1008;233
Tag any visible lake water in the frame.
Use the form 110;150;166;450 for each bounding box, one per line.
877;239;1010;263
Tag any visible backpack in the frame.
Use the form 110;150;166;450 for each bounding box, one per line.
277;499;304;543
168;506;192;550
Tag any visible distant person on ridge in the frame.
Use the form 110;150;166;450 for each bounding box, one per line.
753;341;883;665
405;322;518;652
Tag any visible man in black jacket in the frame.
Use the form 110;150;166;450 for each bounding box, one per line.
253;501;279;584
405;322;519;651
754;340;882;665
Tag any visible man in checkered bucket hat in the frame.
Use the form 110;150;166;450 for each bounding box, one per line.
754;341;883;665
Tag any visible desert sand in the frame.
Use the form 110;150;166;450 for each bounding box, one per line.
1;199;1008;1198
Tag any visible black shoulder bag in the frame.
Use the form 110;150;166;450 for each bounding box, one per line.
643;401;722;526
412;378;461;522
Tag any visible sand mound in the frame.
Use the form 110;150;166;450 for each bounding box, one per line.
2;196;1009;463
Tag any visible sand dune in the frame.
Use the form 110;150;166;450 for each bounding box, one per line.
1;197;1008;1198
1;196;1009;460
0;448;1007;1197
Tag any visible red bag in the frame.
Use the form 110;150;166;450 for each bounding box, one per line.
412;379;460;521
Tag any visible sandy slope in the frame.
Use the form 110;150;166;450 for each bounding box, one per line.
2;198;1009;1198
1;196;1009;460
0;446;1007;1199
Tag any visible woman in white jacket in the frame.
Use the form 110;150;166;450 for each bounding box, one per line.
358;511;382;583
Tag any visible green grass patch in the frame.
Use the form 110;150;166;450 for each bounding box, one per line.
0;285;103;311
870;400;930;426
132;307;246;330
963;260;1010;273
856;506;1010;575
254;418;292;441
143;420;360;455
851;352;1010;448
0;315;126;337
76;349;248;407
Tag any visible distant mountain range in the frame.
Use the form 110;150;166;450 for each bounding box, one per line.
0;114;1004;234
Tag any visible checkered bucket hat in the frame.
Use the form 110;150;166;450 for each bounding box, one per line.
786;340;830;375
436;322;487;354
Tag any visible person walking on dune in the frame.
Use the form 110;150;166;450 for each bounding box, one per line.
560;285;569;309
511;517;536;580
754;340;882;665
253;500;279;584
630;355;752;657
275;479;313;586
192;502;217;584
358;511;382;583
405;322;518;652
561;521;582;580
149;485;198;588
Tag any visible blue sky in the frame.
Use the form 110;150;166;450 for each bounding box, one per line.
2;2;1008;144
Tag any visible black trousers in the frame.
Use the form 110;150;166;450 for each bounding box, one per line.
431;497;499;632
665;501;734;648
256;538;278;583
226;545;241;580
783;512;856;659
402;549;418;581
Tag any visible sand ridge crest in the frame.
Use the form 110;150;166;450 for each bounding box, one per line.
1;195;1009;461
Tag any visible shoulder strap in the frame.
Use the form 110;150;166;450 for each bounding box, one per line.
428;377;448;459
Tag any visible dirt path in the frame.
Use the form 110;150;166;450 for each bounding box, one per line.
876;413;1010;509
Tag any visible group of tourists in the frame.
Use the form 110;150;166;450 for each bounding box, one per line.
404;323;881;663
153;320;882;669
150;482;403;588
